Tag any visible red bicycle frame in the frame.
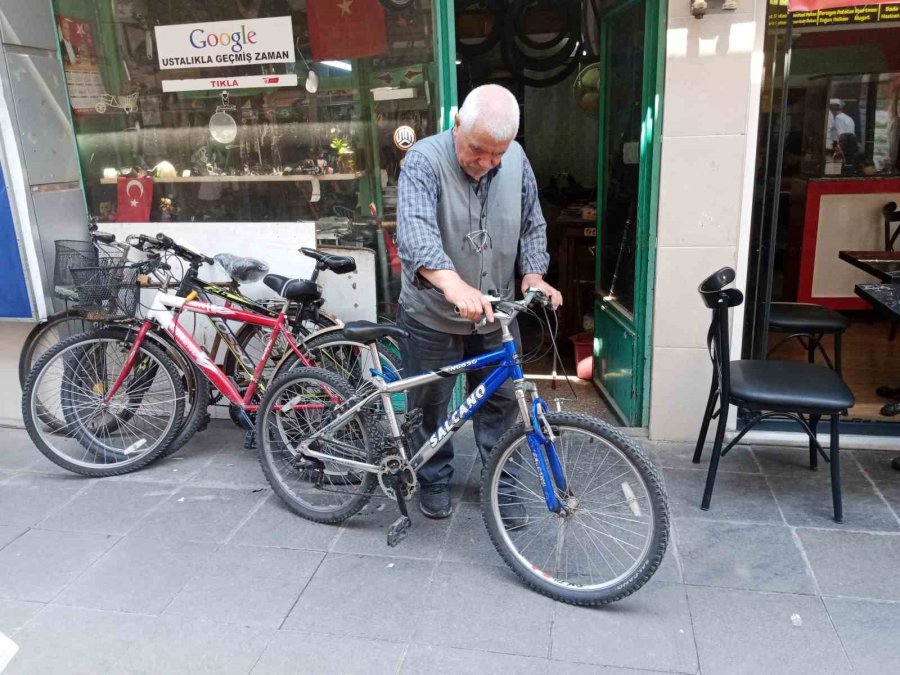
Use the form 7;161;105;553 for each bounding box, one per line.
104;293;322;413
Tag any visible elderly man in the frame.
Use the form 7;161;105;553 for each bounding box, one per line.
396;84;562;518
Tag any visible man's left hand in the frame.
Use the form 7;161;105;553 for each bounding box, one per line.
522;274;562;310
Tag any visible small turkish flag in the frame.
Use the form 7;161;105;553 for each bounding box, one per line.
307;0;387;61
115;176;153;222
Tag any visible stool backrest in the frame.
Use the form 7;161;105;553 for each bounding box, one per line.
698;267;744;397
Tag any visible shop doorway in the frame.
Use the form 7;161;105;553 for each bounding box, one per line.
746;6;900;431
453;0;663;425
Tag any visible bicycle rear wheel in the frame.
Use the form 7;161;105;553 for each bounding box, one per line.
22;332;185;476
481;412;669;605
256;368;378;524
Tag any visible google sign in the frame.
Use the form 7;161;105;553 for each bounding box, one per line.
155;16;295;70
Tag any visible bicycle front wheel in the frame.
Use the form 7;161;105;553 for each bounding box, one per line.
22;332;185;476
481;412;669;606
256;368;378;524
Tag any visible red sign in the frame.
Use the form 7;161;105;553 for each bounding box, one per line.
789;0;895;11
307;0;387;61
114;176;154;223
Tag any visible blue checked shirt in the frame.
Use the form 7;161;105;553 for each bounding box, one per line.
397;150;550;287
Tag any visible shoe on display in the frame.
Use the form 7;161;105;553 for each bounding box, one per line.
419;483;452;519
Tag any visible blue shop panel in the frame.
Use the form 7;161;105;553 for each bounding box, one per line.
0;164;32;318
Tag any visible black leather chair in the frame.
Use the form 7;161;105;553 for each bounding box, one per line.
766;303;848;374
693;268;855;522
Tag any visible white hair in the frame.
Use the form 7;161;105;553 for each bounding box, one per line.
458;85;520;141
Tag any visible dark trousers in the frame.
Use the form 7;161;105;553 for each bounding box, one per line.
396;307;522;486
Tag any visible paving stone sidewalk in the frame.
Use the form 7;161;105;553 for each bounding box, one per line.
1;421;899;674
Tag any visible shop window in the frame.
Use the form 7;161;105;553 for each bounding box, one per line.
52;0;441;225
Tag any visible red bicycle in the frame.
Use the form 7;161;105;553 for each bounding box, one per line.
22;236;364;477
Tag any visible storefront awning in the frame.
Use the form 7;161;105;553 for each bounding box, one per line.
789;0;898;11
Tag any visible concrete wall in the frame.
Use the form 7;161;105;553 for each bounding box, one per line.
649;0;766;440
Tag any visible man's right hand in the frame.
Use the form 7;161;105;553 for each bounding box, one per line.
418;269;495;323
445;278;495;322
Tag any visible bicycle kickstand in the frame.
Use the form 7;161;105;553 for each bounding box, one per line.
387;481;412;548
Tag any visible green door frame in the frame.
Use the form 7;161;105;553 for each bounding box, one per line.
434;0;459;131
593;0;666;426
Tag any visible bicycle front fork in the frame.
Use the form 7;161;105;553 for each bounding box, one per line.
515;384;569;514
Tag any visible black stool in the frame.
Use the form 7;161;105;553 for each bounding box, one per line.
767;302;849;374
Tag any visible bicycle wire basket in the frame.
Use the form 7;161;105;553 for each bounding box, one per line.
69;263;140;320
53;239;125;302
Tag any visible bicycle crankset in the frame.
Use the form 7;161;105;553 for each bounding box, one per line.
377;454;417;500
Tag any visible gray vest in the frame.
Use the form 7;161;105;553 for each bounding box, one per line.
399;130;524;335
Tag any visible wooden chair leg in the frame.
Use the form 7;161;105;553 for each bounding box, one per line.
808;414;820;470
701;399;729;511
693;379;719;464
830;414;843;523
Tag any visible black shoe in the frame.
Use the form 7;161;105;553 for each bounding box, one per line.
419;483;452;519
499;492;527;530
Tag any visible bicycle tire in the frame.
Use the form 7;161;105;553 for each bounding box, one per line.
92;325;210;459
23;331;185;477
456;0;504;58
256;367;378;524
481;412;669;606
503;0;581;72
279;331;406;420
19;311;101;432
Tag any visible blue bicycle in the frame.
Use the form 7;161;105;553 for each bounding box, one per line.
255;289;669;605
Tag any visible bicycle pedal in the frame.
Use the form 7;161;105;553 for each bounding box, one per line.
386;515;411;547
400;408;424;434
197;412;211;433
243;430;257;450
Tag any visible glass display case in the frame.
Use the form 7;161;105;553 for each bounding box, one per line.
51;0;443;224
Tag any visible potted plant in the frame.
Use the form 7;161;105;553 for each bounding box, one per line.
330;136;356;173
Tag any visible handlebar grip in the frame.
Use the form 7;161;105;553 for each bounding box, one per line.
91;231;117;244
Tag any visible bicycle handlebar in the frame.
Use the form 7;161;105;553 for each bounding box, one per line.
126;233;214;266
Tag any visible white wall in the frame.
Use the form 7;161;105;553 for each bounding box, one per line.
0;323;29;425
649;0;766;440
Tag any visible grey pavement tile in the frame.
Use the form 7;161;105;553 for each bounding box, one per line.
0;600;43;637
164;544;322;628
401;644;548;674
797;529;900;602
333;499;453;560
0;529;116;602
767;474;899;531
414;561;554;658
824;597;900;674
130;486;267;543
441;501;505;567
687;586;851;675
676;519;815;594
189;444;270;490
545;662;669;675
453;452;480;503
251;630;406;675
110;617;273;675
0;432;42;471
107;427;225;484
654;441;759;474
853;450;900;512
229;493;341;551
651;520;682;585
0;473;88;528
0;526;25;551
37;481;175;535
662;467;782;524
5;605;154;675
754;445;863;479
551;582;697;673
285;553;433;640
54;536;217;614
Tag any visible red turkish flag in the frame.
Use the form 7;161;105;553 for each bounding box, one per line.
789;0;894;10
307;0;388;61
114;176;153;222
